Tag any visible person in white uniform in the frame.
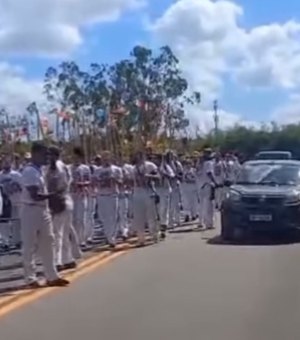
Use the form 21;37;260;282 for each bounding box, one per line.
94;151;122;248
213;152;225;210
20;142;69;287
92;155;102;226
46;146;79;271
158;153;174;235
117;159;134;240
70;147;91;248
132;151;160;246
197;148;217;230
0;156;22;248
13;153;22;172
168;152;184;228
224;153;240;185
182;159;198;221
86;163;97;243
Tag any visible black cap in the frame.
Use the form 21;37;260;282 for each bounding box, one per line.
73;146;84;158
48;145;60;157
31;141;48;154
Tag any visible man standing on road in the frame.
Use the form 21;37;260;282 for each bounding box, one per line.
197;148;217;230
70;147;91;249
182;159;198;221
158;153;174;233
94;151;122;248
165;151;183;229
0;156;23;248
20;142;69;287
213;152;225;210
46;146;79;272
133;151;160;246
116;158;134;241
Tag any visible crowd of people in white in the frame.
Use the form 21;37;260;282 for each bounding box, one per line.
0;143;241;288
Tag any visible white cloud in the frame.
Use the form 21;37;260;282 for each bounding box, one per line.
2;0;300;133
0;0;145;57
272;94;300;124
187;106;258;135
150;0;300;101
0;63;43;114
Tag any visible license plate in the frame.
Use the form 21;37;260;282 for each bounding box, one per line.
249;214;272;222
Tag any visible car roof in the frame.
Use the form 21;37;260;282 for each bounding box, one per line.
245;160;300;166
257;151;291;154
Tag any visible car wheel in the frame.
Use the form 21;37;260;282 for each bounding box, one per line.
221;212;235;241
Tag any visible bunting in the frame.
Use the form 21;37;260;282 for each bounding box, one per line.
41;117;49;134
58;110;72;121
95;108;108;127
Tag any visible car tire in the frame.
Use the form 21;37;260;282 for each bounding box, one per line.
221;212;235;241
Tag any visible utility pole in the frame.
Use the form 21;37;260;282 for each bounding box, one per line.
213;99;219;138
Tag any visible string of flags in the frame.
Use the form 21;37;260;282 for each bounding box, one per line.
0;98;161;143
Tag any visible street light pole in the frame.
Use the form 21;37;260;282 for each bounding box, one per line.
213;99;219;138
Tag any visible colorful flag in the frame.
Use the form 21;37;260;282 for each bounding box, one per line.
111;106;129;116
58;110;72;121
41;117;49;134
95;108;108;127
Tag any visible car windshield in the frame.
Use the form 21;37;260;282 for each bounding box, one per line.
236;163;300;185
256;153;290;160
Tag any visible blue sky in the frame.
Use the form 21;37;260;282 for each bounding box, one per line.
1;0;300;131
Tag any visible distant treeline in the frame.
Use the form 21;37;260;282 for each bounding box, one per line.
197;123;300;160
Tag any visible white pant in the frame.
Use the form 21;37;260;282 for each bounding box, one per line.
132;188;158;244
21;205;58;284
86;195;96;241
52;209;76;266
127;192;133;219
0;204;21;246
182;183;198;218
69;222;82;260
11;204;21;244
0;222;10;245
118;194;129;238
199;185;214;229
215;185;224;209
72;194;87;244
157;187;171;227
170;187;181;226
97;195;119;244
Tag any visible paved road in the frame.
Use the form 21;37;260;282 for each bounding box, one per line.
1;228;300;340
0;227;108;293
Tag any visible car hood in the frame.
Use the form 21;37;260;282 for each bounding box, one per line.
232;184;297;196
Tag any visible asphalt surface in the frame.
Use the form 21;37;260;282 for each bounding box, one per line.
1;225;300;340
0;226;107;293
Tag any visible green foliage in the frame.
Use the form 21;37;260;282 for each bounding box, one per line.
199;123;300;159
43;45;200;147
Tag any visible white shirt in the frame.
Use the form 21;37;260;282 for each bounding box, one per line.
224;160;240;182
198;160;214;187
134;161;158;188
46;160;73;209
94;164;122;195
171;160;183;177
21;164;48;207
121;163;135;193
159;162;175;190
0;169;23;206
70;164;91;195
123;163;135;180
213;159;225;184
183;166;197;183
88;164;98;196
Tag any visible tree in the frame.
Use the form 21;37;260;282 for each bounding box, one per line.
43;45;200;156
196;123;300;160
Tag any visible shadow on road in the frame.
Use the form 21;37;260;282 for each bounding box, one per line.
169;227;203;234
206;232;300;246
